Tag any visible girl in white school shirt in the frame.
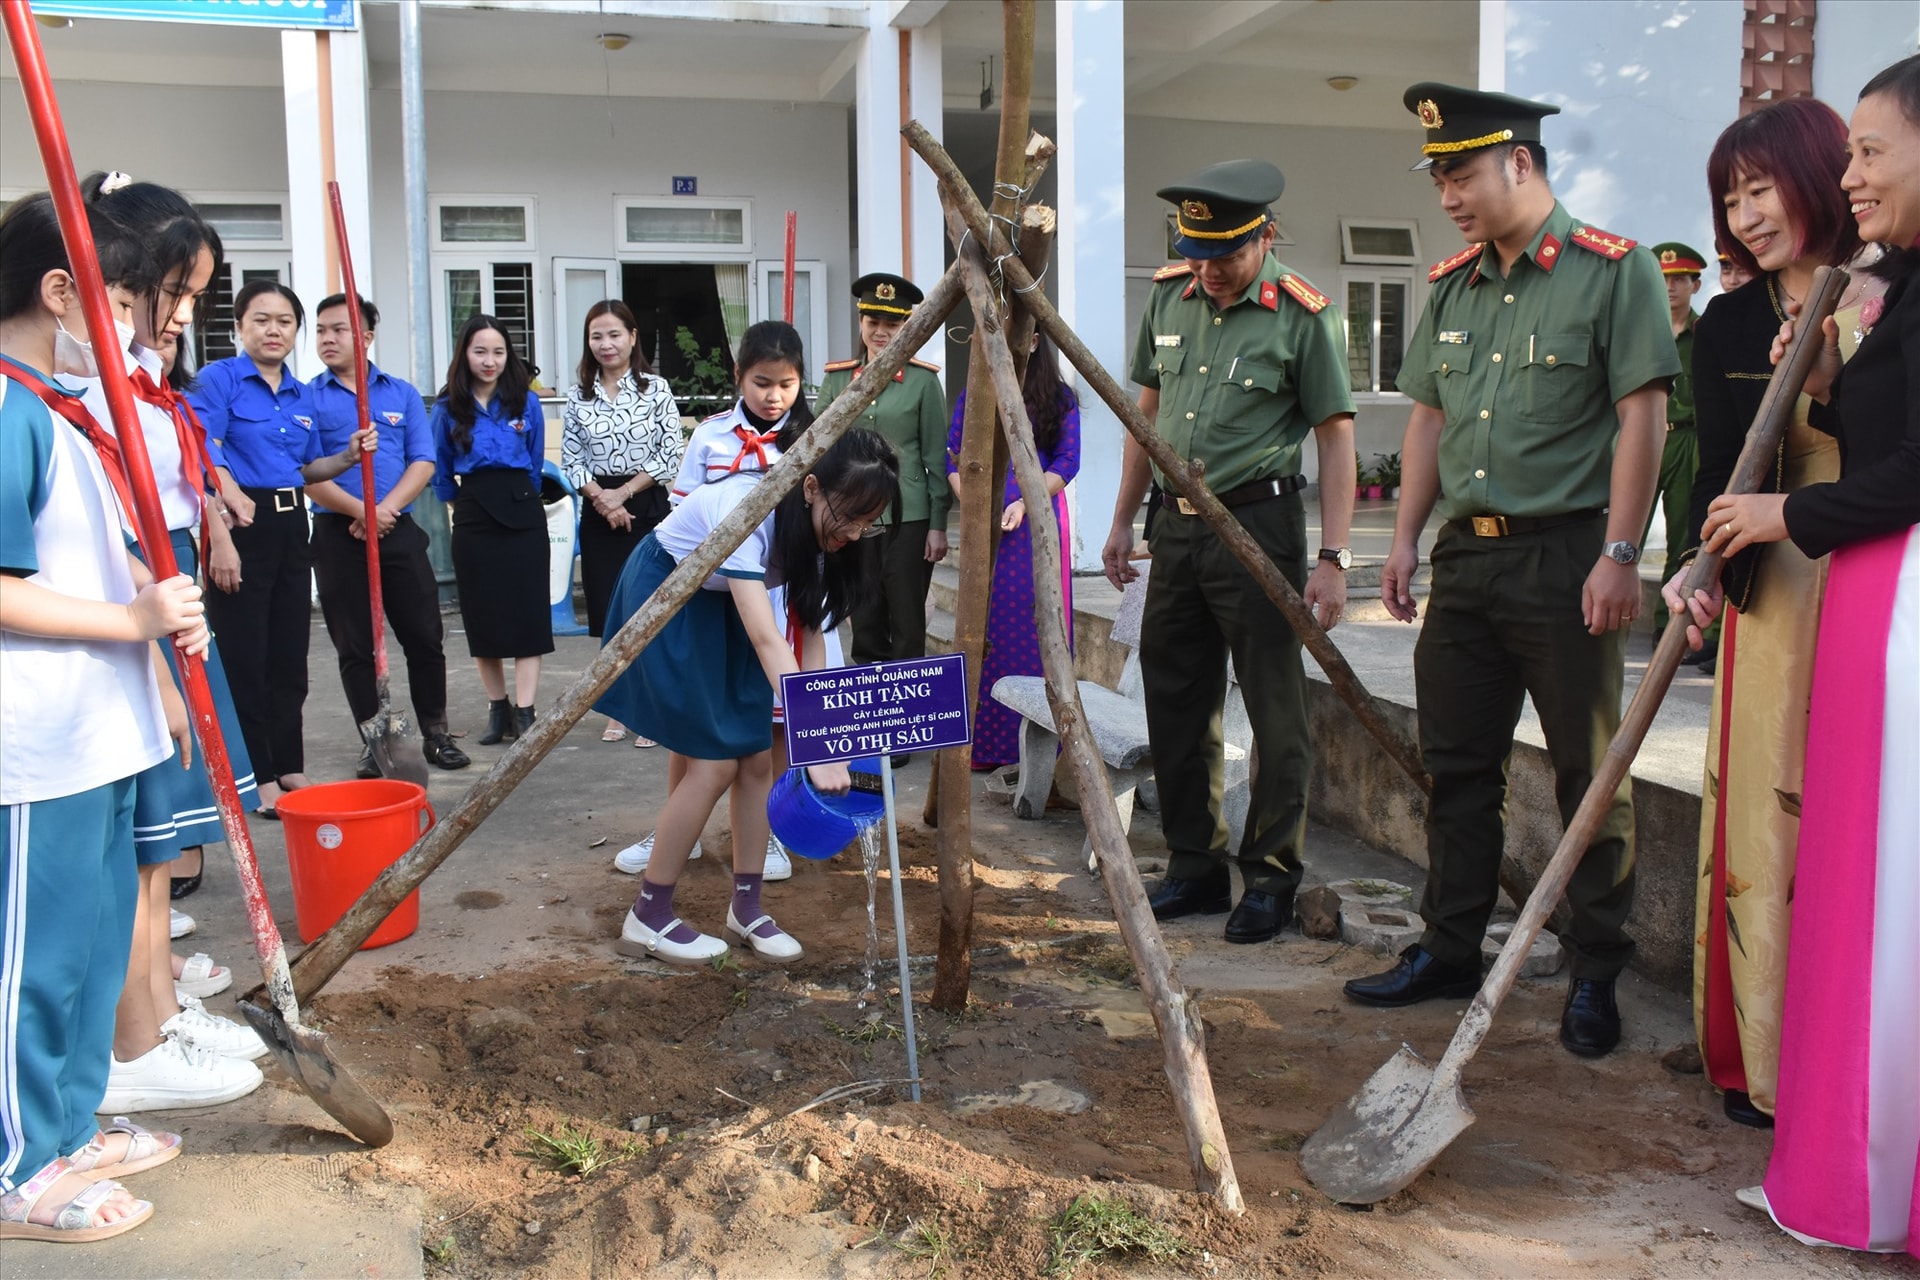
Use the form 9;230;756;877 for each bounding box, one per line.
594;419;898;965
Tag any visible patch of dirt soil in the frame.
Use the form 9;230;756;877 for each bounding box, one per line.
205;820;1914;1278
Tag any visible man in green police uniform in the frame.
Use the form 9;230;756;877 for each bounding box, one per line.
816;273;951;706
1347;84;1678;1058
1103;159;1357;946
1644;241;1705;645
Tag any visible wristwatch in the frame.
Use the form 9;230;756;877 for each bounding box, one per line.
1318;547;1352;571
1603;540;1639;565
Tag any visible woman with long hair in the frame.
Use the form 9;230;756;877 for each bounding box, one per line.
1663;96;1883;1131
945;331;1082;768
431;314;552;744
561;301;683;744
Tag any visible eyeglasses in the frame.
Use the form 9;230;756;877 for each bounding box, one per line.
822;492;886;540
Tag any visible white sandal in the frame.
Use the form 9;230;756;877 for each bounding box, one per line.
67;1117;182;1182
616;912;727;965
173;951;231;999
726;906;802;962
0;1158;152;1242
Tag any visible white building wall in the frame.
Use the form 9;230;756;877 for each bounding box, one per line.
0;81;287;197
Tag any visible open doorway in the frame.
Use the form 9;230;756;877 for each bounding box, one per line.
624;263;736;419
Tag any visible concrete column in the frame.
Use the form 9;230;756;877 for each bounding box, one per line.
280;28;372;378
853;13;904;280
906;21;945;363
1057;0;1126;573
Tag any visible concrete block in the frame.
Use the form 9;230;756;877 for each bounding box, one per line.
1482;921;1564;978
1340;905;1423;955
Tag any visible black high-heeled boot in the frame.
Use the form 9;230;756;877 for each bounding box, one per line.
478;698;513;745
512;704;535;737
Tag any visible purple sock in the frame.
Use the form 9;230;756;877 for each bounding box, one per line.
634;878;698;944
733;873;778;936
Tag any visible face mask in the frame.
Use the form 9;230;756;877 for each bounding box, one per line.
50;317;136;379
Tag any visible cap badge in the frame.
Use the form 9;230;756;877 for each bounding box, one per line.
1659;248;1677;265
1417;99;1444;130
1180;199;1213;222
875;282;897;301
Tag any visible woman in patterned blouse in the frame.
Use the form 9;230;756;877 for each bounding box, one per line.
561;300;685;743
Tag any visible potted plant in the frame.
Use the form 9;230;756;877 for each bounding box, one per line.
1354;449;1369;501
1373;451;1403;500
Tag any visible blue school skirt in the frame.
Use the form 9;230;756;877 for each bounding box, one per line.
132;526;260;864
593;535;773;761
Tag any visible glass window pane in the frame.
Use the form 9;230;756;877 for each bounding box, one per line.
763;269;812;327
445;268;481;349
491;262;536;371
1349;225;1416;259
1378;282;1408;394
625;205;745;246
197;202;283;243
1345;281;1376;393
439;205;527;243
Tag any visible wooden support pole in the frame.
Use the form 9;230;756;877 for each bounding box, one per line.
930;0;1037;1014
906;119;1432;804
276;267;965;1003
945;199;1244;1213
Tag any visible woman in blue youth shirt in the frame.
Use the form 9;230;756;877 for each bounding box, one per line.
190;281;369;815
431;314;552;745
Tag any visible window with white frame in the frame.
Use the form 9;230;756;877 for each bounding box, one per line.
1344;274;1413;396
1339;217;1421;267
617;196;753;257
432;196;539;379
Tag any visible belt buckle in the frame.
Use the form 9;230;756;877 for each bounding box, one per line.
275;489;298;513
1175;496;1198;516
1470;515;1508;537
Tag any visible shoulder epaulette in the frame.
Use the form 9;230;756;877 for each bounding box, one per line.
1278;273;1330;314
1570;225;1637;260
1429;243;1484;282
1152;263;1193;282
823;358;861;373
909;358;941;373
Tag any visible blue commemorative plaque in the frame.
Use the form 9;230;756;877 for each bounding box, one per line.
781;653;971;768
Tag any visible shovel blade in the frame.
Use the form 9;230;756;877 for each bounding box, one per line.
359;701;429;790
1299;1044;1474;1205
239;1000;395;1148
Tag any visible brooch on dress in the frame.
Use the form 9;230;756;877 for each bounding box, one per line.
1853;295;1885;346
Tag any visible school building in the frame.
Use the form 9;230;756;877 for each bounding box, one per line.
1;0;1911;569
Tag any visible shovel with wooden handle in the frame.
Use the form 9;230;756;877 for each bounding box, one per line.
2;0;392;1148
1299;264;1850;1206
327;181;428;789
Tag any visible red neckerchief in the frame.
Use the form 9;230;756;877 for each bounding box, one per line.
786;601;804;663
0;360;146;554
728;422;782;475
130;366;222;546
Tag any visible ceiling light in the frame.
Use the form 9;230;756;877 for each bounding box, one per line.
596;32;631;52
1326;75;1359;92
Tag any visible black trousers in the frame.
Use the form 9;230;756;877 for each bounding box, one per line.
850;518;933;666
311;512;448;735
1413;516;1636;981
579;476;668;637
203;487;310;780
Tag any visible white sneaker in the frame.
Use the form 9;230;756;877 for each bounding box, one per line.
168;908;195;940
162;994;268;1061
98;1034;263;1112
763;837;793;882
726;904;802;962
613;832;701;875
615;911;728;965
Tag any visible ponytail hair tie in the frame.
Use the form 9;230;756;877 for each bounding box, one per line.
99;171;134;195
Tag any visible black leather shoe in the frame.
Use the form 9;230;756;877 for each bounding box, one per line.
1147;868;1233;921
423;732;470;770
1224;890;1291;944
354;746;380;780
1344;945;1482;1007
512;704;536;737
477;698;513;746
1722;1089;1774;1129
1560;978;1622;1057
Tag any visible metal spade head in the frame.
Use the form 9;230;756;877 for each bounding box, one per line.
239;999;395;1148
1299;1044;1474;1205
360;705;429;790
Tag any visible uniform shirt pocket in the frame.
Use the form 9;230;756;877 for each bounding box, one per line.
1427;343;1475;418
1518;333;1594;424
1215;360;1288;430
1151;348;1187;379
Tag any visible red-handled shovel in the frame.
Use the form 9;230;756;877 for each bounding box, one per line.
326;181;428;789
2;0;391;1147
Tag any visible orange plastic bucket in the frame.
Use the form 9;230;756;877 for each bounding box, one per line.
276;779;433;949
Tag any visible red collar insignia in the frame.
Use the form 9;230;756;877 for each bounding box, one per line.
1536;232;1563;273
1258;280;1280;311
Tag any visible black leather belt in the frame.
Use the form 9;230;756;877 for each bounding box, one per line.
1171;474;1306;516
1450;507;1606;538
242;484;305;514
